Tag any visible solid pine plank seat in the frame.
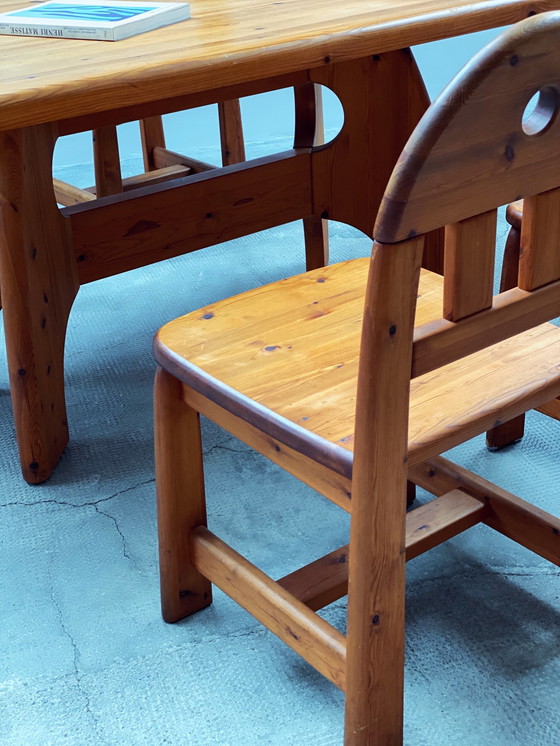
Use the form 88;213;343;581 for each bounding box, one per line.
155;260;560;474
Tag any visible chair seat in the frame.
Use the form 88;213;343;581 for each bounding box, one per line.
155;258;560;475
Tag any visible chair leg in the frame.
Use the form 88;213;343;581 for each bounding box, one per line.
92;126;123;197
218;99;246;165
486;225;525;449
155;367;212;623
139;116;167;171
344;484;406;746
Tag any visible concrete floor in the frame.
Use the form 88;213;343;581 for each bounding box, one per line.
1;30;559;746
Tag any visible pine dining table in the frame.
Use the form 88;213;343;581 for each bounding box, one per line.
0;0;558;483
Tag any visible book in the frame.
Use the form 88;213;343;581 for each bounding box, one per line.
0;0;190;41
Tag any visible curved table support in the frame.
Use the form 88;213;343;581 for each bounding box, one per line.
310;49;442;272
0;124;78;483
0;51;432;482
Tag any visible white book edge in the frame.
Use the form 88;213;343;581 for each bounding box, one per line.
0;2;191;41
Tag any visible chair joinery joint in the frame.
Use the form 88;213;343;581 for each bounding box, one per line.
187;458;559;693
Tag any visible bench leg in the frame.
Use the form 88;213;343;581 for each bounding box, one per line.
0;124;78;483
155;367;212;623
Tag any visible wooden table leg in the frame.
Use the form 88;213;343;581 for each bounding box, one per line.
310;49;442;272
301;84;329;270
0;124;79;483
218;99;246;166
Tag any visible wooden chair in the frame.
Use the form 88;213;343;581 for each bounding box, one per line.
153;13;560;745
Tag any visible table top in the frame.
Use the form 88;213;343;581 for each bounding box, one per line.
1;0;559;130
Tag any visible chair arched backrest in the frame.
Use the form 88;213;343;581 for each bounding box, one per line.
376;11;560;245
371;11;560;379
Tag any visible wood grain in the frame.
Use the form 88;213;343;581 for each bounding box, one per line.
443;211;496;321
375;11;560;243
191;525;347;690
311;49;430;238
277;489;486;611
344;237;423;744
0;124;78;482
410;456;560;565
151;17;560;744
93;126;122;197
218;99;246;165
486;205;526;448
155;260;560;476
67;150;312;283
1;1;556;131
53;177;96;206
519;187;560;290
412;280;560;378
155;367;212;623
139;116;166;171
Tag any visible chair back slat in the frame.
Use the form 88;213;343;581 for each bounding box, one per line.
368;12;560;378
93;126;123;198
519;187;560;290
412;281;560;378
443;211;496;321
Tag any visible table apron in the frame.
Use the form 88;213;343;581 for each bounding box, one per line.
65;149;314;284
58;71;312;137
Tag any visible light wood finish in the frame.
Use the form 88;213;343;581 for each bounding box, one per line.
278;489;486;611
155;367;212;623
154;15;560;745
152;145;215;172
507;188;560;432
191;525;347;689
53;177;97;206
343;236;422;744
412;279;560;378
92;126;123;197
156;261;560;472
0;124;78;482
0;0;556;131
487;188;560;445
118;164;193;190
410;456;560;565
375;13;560;243
183;386;353;511
443;211;496;321
56;165;194;207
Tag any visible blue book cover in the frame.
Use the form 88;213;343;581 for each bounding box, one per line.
0;0;191;40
